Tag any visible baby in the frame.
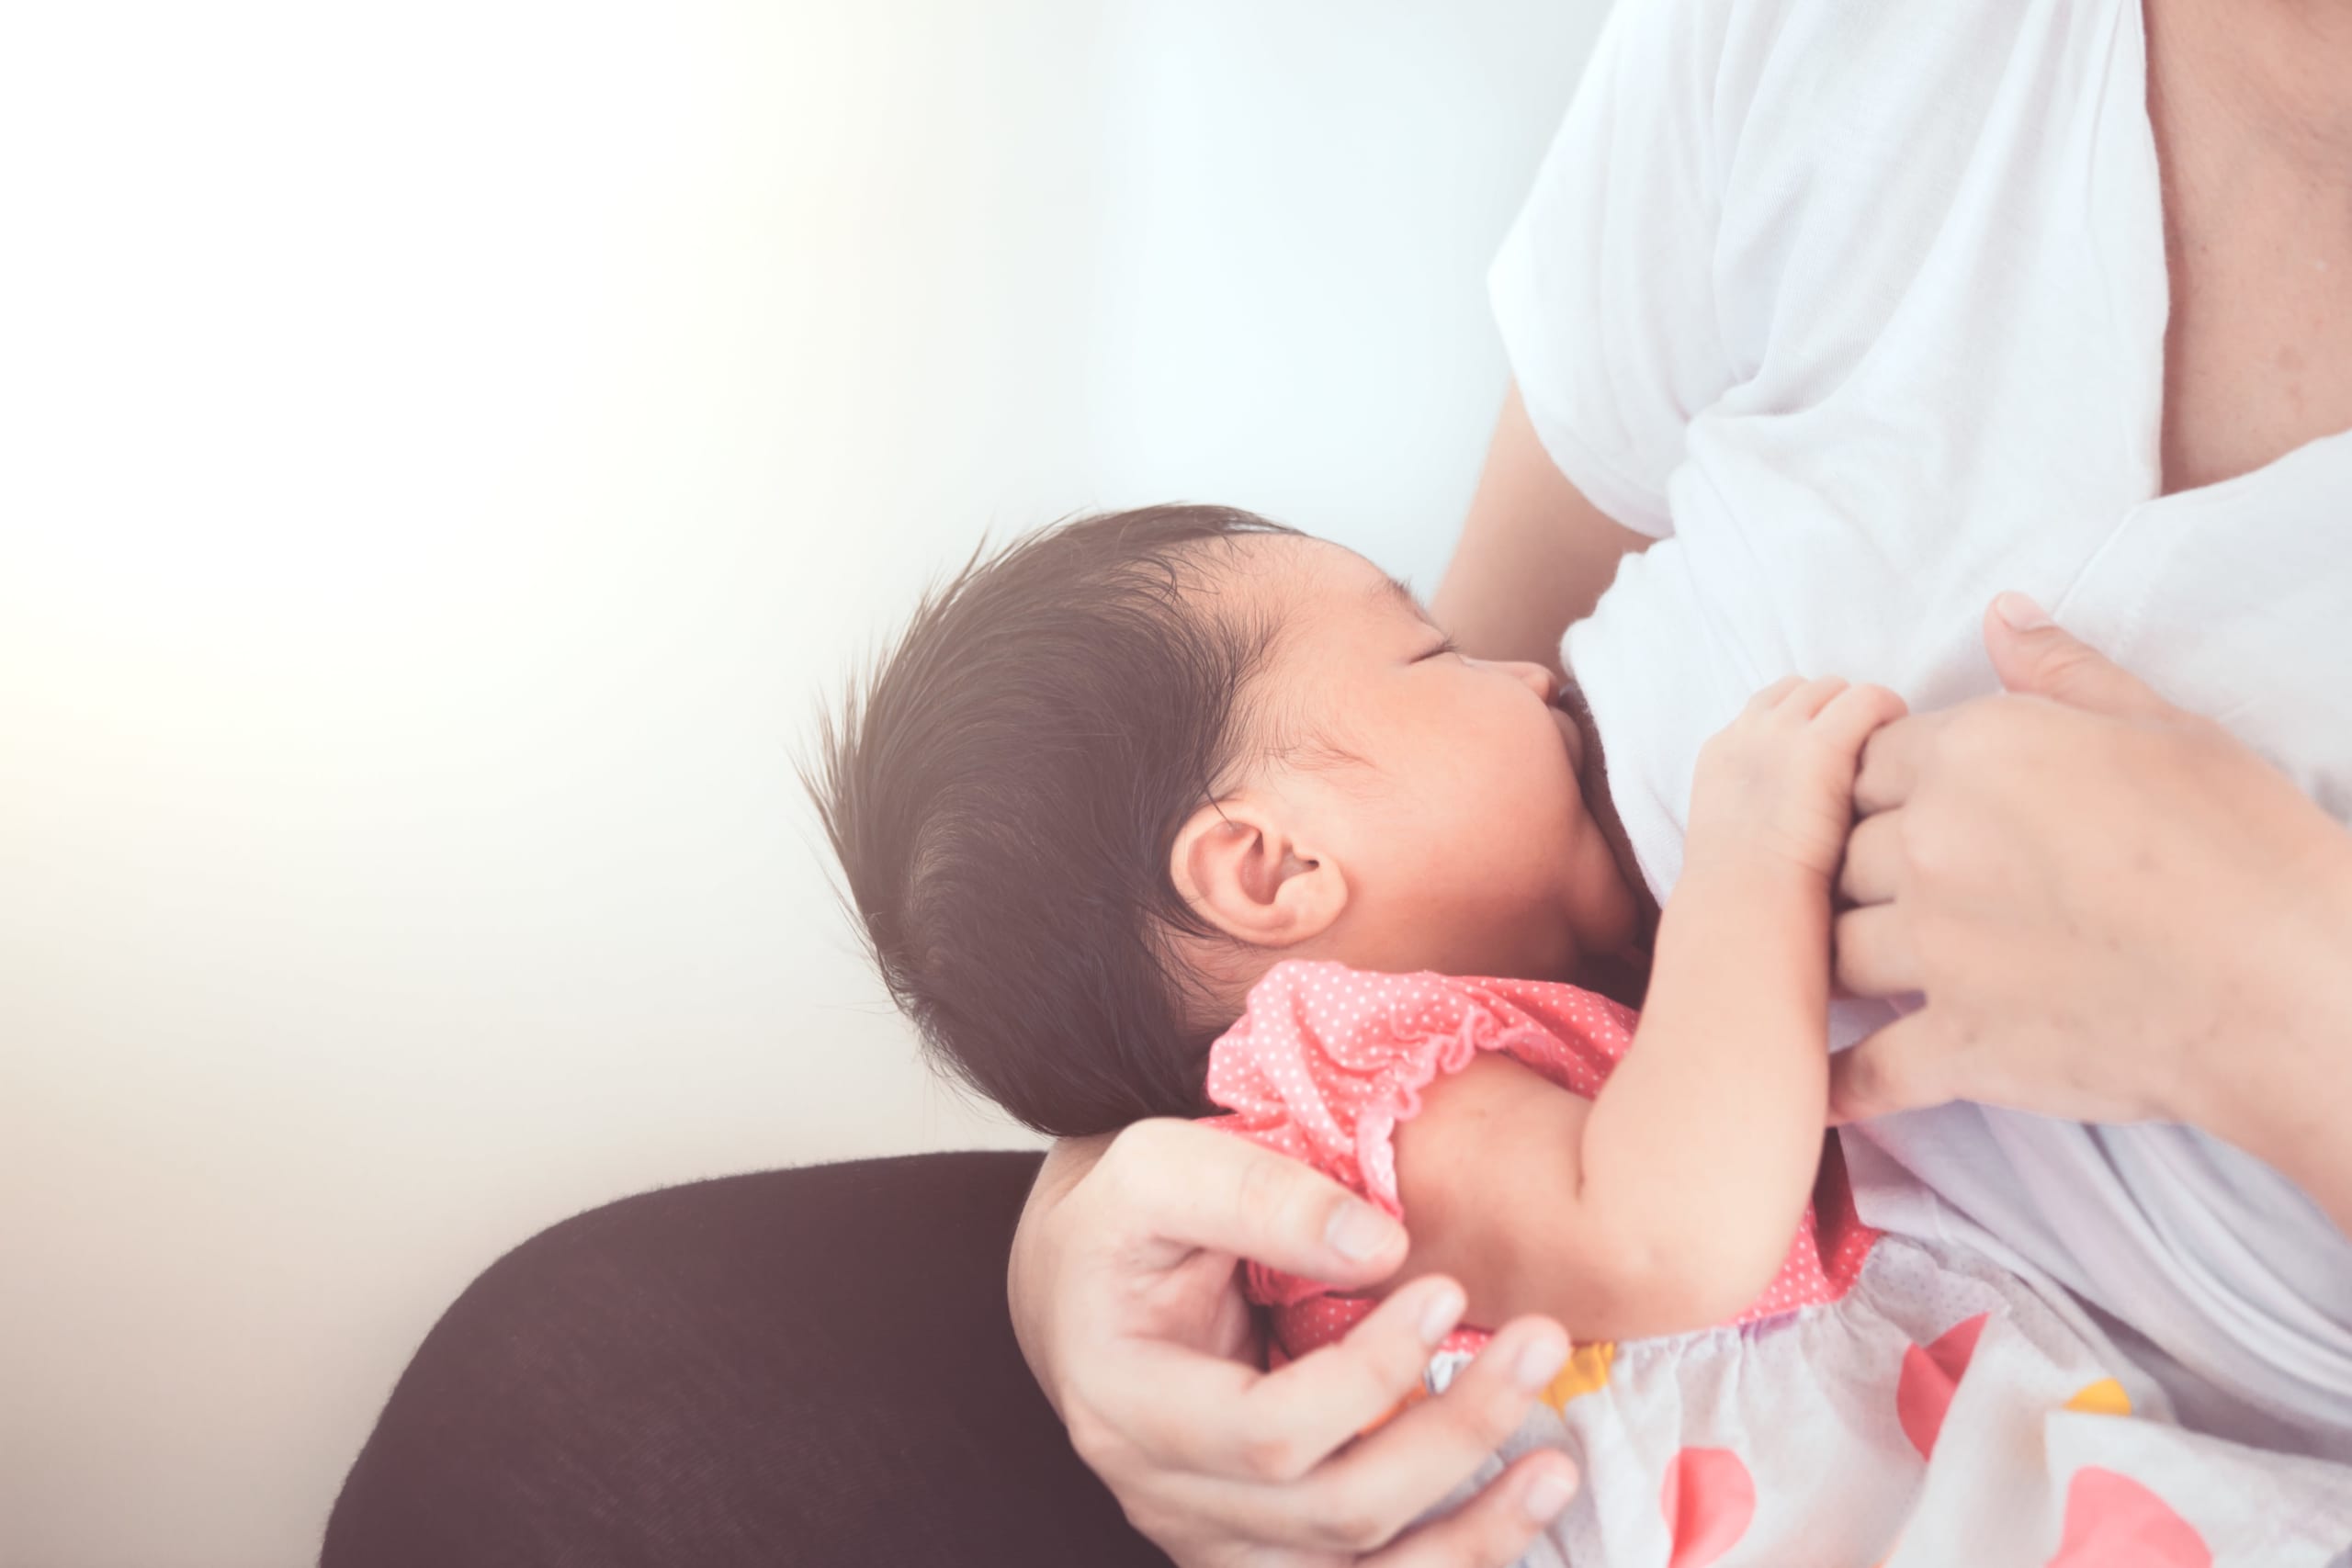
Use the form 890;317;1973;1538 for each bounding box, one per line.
812;505;2352;1565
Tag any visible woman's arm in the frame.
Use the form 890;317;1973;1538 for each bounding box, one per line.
1396;679;1906;1339
2199;902;2352;1234
1430;382;1652;671
1833;598;2352;1235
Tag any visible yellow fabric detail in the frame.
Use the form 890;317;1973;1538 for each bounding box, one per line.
2064;1377;2132;1417
1540;1340;1616;1412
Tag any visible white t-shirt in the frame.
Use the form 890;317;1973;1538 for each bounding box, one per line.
1494;0;2352;1457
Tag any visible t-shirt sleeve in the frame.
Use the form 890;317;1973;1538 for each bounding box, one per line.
1200;962;1624;1311
1488;0;1749;537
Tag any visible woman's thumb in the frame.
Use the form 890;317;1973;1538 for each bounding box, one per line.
1983;593;2174;720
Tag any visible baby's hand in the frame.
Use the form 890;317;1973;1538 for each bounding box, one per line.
1688;677;1909;880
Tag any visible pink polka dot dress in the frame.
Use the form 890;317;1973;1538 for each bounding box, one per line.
1201;961;1875;1362
1193;962;2352;1566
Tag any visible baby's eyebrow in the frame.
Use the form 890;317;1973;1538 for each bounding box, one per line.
1374;572;1441;628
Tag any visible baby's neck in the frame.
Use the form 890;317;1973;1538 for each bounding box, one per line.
1577;948;1652;1010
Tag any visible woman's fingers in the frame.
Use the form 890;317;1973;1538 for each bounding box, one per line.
1043;1121;1574;1562
1981;596;2178;720
1101;1119;1408;1283
1150;1316;1572;1552
1114;1276;1475;1484
1362;1451;1581;1568
1837;810;1905;906
1831;904;1921;997
1828;1010;1953;1124
1265;1276;1470;1461
1285;1319;1570;1550
1853;711;1937;815
1043;1121;1430;1483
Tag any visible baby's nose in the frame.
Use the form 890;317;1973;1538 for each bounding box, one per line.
1487;660;1558;703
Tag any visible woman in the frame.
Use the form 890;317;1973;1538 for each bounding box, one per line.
1010;0;2352;1560
322;0;2351;1562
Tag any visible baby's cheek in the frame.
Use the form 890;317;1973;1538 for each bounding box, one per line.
1508;773;1586;891
1529;740;1589;840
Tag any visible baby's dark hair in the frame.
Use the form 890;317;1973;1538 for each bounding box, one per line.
808;503;1301;1137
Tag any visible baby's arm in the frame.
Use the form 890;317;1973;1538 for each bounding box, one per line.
1393;678;1905;1339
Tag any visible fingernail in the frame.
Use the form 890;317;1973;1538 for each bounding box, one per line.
1511;1335;1568;1392
1326;1200;1398;1263
1416;1284;1464;1347
1523;1467;1577;1522
1993;591;2051;631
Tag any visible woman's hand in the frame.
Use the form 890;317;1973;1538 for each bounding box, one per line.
1831;595;2352;1230
1009;1120;1582;1567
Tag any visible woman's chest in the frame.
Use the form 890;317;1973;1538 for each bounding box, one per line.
2154;135;2352;494
2161;268;2352;496
2144;0;2352;494
1589;0;2352;838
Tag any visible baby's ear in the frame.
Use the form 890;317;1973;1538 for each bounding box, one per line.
1169;795;1347;948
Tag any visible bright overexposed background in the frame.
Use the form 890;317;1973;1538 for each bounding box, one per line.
0;2;1610;1562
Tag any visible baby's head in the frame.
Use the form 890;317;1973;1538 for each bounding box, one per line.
811;505;1639;1135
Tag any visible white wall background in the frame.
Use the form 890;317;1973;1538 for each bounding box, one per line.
0;2;1610;1562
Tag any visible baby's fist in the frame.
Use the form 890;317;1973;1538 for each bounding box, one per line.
1689;677;1909;879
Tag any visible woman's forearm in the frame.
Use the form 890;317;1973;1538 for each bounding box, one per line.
2190;833;2352;1235
1431;383;1651;671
